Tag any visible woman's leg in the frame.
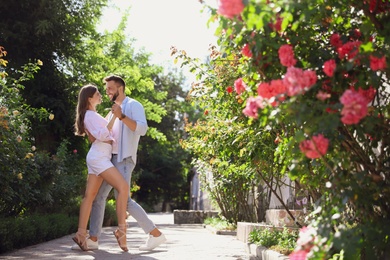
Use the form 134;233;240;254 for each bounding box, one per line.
100;166;129;251
78;174;104;230
74;174;103;250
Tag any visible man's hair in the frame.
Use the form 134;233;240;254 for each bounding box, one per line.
104;75;126;90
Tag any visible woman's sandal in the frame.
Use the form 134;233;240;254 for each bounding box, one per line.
113;224;128;252
72;228;89;251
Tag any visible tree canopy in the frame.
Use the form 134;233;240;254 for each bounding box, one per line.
0;0;108;153
1;0;192;216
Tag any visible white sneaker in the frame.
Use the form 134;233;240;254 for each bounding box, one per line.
71;238;99;250
139;233;167;251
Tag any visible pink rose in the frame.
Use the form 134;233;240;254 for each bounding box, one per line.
350;28;362;40
283;67;317;96
278;44;297;67
234;78;246;94
269;16;283;32
330;33;342;48
337;41;361;60
217;0;245;19
323;59;336;77
340;89;368;125
241;44;252;58
257;79;286;106
270;79;287;100
284;67;305;96
370;55;387;71
369;0;387;13
289;225;317;259
303;70;317;87
289;250;308;260
356;86;376;104
316;90;331;101
243;96;265;118
299;134;329;159
257;82;272;99
297;226;316;247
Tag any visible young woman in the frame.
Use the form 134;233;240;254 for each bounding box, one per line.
73;84;129;251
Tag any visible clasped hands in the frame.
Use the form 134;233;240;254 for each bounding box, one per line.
87;104;121;143
111;103;123;118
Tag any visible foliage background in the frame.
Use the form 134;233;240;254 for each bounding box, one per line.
0;0;192;231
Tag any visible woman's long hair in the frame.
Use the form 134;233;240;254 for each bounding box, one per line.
74;84;97;136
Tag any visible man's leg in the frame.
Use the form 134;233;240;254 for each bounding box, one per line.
112;156;156;233
112;155;166;250
89;180;113;238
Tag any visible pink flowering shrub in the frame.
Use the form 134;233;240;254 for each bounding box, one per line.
217;0;245;19
340;89;370;124
337;41;362;60
330;33;342;48
323;59;336;77
243;96;264;118
278;44;297;67
175;1;390;259
299;134;329;159
234;78;247;94
370;55;387;71
269;15;283;32
283;67;317;96
316;91;331;101
241;43;253;58
289;226;317;260
368;0;389;13
257;79;286;106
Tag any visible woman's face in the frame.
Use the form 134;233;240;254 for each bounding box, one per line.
88;90;102;107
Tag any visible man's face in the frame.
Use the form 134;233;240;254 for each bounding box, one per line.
105;81;121;102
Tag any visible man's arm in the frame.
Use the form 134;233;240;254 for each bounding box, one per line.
112;102;148;135
119;115;137;131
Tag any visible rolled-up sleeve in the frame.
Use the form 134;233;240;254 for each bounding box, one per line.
84;111;115;141
127;101;148;136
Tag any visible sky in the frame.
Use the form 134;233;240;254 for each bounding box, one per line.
99;0;218;83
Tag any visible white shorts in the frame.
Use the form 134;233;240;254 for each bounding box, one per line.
86;142;114;175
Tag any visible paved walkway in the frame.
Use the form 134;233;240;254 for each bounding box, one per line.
0;213;249;260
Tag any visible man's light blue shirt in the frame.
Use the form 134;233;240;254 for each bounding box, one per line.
115;96;148;163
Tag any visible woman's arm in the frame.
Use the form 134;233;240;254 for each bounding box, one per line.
85;111;115;142
106;113;117;131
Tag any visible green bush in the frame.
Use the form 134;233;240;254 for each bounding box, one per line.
0;213;78;254
204;216;236;231
270;227;299;255
0;52;87;218
71;196;118;227
0;140;87;217
103;199;118;227
249;227;298;255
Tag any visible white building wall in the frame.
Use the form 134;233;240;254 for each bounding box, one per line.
268;176;292;209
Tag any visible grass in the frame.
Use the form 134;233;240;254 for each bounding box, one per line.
248;227;298;255
204;217;236;231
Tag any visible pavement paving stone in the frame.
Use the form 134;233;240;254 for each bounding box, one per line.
0;213;249;260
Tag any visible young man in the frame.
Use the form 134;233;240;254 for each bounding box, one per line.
72;75;166;251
